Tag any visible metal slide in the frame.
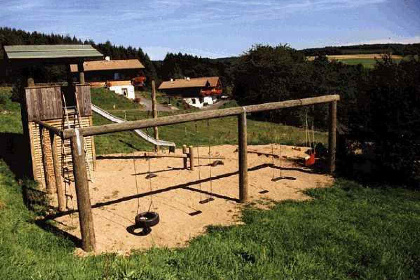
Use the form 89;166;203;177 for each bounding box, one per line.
91;104;176;148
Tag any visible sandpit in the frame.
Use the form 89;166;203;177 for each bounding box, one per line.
54;144;333;254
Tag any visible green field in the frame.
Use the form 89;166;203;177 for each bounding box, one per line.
0;87;419;279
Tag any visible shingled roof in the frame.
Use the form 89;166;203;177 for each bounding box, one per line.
70;59;144;72
159;77;220;90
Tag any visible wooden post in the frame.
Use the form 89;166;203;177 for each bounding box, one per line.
27;77;35;87
78;62;85;85
328;101;337;174
151;80;159;152
71;129;96;252
182;145;188;169
238;111;248;203
189;146;195;171
40;127;56;197
50;131;66;212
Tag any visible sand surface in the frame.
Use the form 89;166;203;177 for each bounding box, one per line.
54;144;333;254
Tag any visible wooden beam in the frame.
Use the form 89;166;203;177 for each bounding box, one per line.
71;129;96;252
63;95;340;139
151;80;159;152
238;111;248;203
328;101;337;174
50;131;66;212
40;127;56;197
78;62;85;85
35;120;63;137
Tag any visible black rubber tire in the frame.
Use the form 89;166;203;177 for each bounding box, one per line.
135;212;160;228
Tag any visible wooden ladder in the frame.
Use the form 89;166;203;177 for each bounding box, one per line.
61;93;92;209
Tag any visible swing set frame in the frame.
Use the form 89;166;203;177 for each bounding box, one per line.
39;94;339;252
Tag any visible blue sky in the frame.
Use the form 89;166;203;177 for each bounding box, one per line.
1;0;419;59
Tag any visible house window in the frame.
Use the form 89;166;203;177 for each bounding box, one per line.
122;88;128;97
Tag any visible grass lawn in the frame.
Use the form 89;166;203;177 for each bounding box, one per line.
1;87;419;279
0;157;419;279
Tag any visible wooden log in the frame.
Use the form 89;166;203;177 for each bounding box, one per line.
238;111;248;203
151;80;159;152
63;95;340;139
189;146;195;171
78;62;85;85
27;77;35;87
40;127;56;197
50;131;66;212
182;145;188;169
328;101;337;174
71;130;96;252
35;120;63;137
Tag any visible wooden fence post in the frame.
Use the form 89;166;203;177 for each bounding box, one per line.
238;111;248;203
328;101;337;174
182;145;188;169
189;146;195;170
50;131;66;212
71;129;96;252
151;80;159;152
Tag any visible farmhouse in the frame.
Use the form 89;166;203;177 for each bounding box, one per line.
70;58;145;99
159;76;222;108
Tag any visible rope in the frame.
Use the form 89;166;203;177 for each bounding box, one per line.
197;145;203;201
147;157;153;212
207;120;213;198
132;157;140;215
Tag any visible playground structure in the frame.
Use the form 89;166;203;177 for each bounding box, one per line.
39;94;339;252
4;45;339;253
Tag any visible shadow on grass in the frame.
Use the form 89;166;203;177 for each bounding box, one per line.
0;132;32;180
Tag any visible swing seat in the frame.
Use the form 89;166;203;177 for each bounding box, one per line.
304;152;316;166
135;212;160;230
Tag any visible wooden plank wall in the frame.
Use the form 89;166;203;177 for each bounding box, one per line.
76;85;92;117
25;86;63;121
29;117;94;190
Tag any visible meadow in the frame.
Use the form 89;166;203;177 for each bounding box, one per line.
0;87;419;279
307;54;404;68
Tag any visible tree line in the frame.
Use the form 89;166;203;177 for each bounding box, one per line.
233;44;419;187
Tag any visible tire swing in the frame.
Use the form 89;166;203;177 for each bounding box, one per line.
127;155;159;236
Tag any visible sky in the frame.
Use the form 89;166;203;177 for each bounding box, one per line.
1;0;419;60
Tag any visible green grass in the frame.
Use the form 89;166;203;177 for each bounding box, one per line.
91;88;327;154
336;58;403;69
91;88;143;111
0;87;419;279
0;157;419;279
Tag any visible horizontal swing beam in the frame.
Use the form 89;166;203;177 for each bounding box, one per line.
34;120;63;138
62;95;340;139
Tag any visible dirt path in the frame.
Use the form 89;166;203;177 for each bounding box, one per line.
55;144;333;254
138;96;176;112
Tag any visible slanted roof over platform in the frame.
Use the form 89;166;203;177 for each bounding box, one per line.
4;45;102;62
69;59;144;72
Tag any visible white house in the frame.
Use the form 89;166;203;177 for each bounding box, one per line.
158;77;223;109
70;58;145;100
